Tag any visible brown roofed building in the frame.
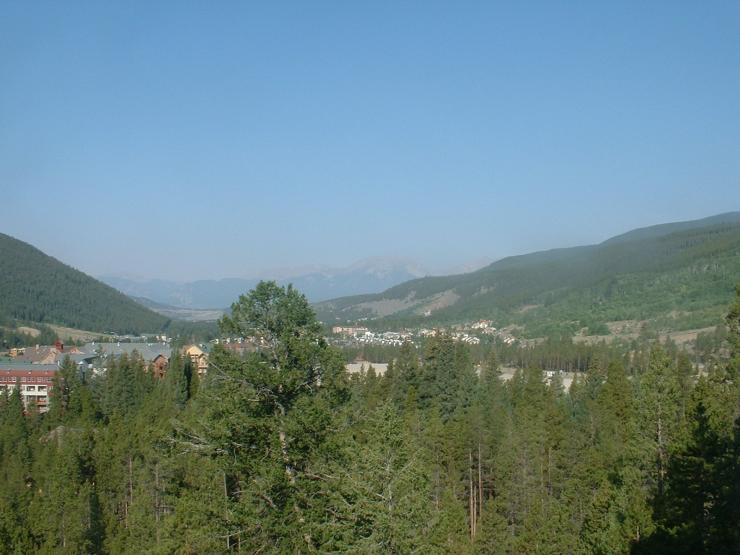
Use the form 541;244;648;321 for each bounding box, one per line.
16;343;82;365
150;354;169;379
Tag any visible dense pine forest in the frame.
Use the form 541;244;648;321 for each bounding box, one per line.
0;281;738;554
0;233;169;334
0;233;220;344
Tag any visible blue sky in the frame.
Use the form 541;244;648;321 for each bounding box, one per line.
2;2;739;280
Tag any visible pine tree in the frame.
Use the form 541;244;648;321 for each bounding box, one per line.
0;385;34;553
637;345;684;503
392;340;421;408
172;281;349;551
639;285;740;554
29;429;104;554
163;352;190;409
320;402;436;553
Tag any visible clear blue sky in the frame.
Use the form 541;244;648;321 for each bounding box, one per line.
2;1;739;280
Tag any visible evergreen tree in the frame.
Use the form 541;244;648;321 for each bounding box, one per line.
637;285;740;553
392;340;421;408
0;385;35;553
172;281;349;551
163;352;190;409
29;429;104;554
637;346;684;503
320;402;436;553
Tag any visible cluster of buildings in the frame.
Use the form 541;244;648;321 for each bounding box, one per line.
333;326;408;346
331;326;370;337
0;340;212;413
450;332;481;345
330;319;519;348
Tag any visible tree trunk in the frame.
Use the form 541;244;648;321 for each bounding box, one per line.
155;463;160;546
223;471;230;550
469;450;476;539
478;442;483;525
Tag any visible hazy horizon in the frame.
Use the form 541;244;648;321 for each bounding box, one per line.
4;210;738;284
3;3;740;280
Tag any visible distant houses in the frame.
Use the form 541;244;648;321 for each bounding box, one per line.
0;338;217;414
84;342;211;379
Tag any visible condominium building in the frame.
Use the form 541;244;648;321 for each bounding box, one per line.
0;362;58;413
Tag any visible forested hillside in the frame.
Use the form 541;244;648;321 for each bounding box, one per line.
0;233;169;334
0;282;737;553
316;213;740;336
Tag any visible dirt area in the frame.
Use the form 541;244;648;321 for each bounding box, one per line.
356;293;418;317
605;320;644;335
497;366;575;390
516;304;541;314
414;290;460;315
16;326;41;337
49;325;113;342
346;362;388;375
661;326;716;346
574;333;626;345
574;322;716;346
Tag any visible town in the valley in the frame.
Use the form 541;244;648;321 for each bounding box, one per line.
0;317;567;414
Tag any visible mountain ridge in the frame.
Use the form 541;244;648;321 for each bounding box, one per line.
100;257;429;308
315;213;740;337
0;233;170;334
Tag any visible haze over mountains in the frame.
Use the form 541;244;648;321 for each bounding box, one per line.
99;257;432;308
2;212;739;335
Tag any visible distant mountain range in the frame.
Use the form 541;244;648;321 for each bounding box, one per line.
315;212;740;337
4;212;739;337
100;257;429;309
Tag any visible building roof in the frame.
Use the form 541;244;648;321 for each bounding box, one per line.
81;342;172;362
15;346;60;364
0;362;59;373
14;344;84;365
184;344;205;356
64;353;98;365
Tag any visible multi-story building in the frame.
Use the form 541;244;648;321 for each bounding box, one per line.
0;362;58;413
184;345;209;378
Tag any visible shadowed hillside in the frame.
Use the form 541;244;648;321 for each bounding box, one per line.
0;233;170;334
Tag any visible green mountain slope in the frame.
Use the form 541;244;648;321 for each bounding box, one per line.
602;211;740;245
315;214;740;336
0;233;170;334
